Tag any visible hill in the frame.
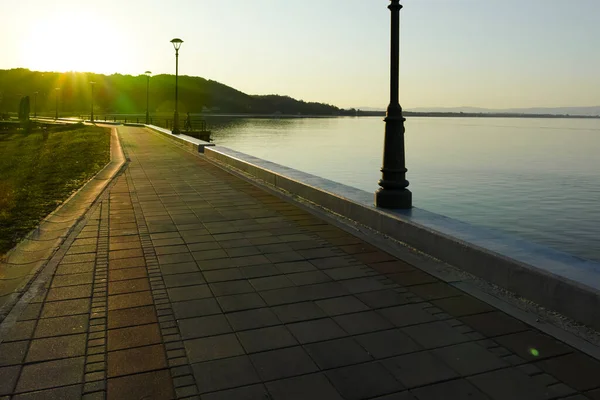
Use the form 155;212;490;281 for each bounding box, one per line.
0;68;342;116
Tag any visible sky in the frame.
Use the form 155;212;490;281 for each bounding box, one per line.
1;0;599;109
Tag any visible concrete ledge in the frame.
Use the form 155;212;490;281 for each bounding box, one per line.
145;124;214;153
204;145;600;331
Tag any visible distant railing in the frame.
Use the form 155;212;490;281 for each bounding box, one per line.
79;115;208;132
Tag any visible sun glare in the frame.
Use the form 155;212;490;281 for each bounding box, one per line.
21;10;127;74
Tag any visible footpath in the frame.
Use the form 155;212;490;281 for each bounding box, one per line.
0;126;599;400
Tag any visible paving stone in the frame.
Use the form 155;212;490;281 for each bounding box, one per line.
411;379;490;400
226;308;281;331
287;271;331;286
47;284;93;301
12;384;83;400
107;323;162;351
238;325;298;353
107;344;167;377
192;356;260;393
178;315;232;339
387;271;439;287
266;373;343;400
16;357;85;392
26;334;87;362
250;346;318;381
305;337;372;369
108;291;153;310
276;261;316;274
432;342;509;376
41;298;90;318
159;261;200;275
326;362;404;400
249;275;294;291
287;318;347;343
108;278;150;295
586;388;600;400
108;267;148;281
2;321;36;342
165;284;212;302
184;334;244;363
17;303;42;321
106;369;173;400
203;268;244;283
468;367;553;400
339;277;388;293
272;301;326;323
209;280;255;296
0;341;28;366
494;331;573;361
172;298;221;319
109;256;146;270
355;289;412;309
377;304;437;327
535;352;600;391
0;365;20;395
56;262;95;275
432;295;496;317
382;351;459;388
354;329;422;359
200;384;269;400
107;305;157;329
333;310;394;335
402;321;470;349
459;311;529;337
240;264;281;279
216;293;266;312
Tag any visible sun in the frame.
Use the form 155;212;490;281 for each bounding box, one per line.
21;9;127;74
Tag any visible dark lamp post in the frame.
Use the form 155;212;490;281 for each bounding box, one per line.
90;81;96;122
54;88;60;120
171;38;183;134
145;71;152;124
375;0;412;209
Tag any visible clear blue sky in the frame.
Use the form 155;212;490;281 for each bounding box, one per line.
1;0;599;109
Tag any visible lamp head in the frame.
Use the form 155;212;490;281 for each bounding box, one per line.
170;38;183;50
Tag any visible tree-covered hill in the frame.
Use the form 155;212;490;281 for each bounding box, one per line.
0;68;342;116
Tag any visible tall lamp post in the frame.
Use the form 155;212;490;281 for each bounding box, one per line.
375;0;412;209
170;38;183;134
90;81;96;122
33;91;38;118
145;71;152;124
54;88;60;120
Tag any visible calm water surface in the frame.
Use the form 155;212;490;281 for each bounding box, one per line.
207;116;600;262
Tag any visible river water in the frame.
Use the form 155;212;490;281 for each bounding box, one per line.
206;116;600;262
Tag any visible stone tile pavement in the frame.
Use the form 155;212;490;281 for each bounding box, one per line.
1;126;600;399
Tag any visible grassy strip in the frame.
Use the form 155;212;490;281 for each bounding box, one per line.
0;126;110;255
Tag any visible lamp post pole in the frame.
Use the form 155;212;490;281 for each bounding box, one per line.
145;71;152;124
33;91;38;118
375;0;412;209
90;82;96;122
55;88;60;120
171;38;183;134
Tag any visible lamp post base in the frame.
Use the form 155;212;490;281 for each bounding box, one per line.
172;111;180;135
375;187;412;209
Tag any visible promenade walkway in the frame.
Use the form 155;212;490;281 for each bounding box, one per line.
1;126;600;399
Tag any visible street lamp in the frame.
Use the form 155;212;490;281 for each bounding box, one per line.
170;38;183;134
375;0;412;209
145;71;152;124
90;81;96;122
55;88;60;120
33;91;38;118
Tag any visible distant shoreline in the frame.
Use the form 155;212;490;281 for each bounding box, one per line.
198;112;600;120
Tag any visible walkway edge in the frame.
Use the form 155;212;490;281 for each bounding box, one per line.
0;126;126;321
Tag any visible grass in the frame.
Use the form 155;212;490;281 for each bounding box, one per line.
0;125;110;255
